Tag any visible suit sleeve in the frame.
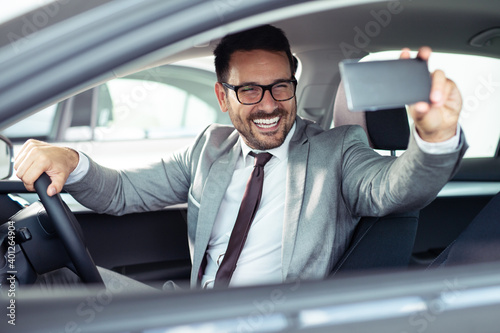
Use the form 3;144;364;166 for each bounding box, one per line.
63;128;209;216
340;125;467;217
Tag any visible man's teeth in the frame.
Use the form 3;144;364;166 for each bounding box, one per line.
253;116;280;128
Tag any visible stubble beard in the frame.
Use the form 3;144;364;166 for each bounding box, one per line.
228;104;296;151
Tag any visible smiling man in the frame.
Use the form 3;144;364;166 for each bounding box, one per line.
215;49;297;150
15;25;467;289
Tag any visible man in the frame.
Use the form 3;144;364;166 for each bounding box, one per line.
15;25;467;289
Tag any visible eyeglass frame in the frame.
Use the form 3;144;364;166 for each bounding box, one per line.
221;78;298;105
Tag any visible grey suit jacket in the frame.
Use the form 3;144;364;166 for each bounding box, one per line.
66;116;467;287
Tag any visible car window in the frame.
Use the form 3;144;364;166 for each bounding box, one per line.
1;61;230;144
1;104;58;141
336;51;500;159
95;78;217;141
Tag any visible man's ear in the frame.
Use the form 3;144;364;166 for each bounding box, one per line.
214;82;228;112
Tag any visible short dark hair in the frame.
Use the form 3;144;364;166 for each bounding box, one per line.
214;25;296;83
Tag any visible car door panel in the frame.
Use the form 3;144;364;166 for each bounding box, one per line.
0;182;191;286
76;208;191;285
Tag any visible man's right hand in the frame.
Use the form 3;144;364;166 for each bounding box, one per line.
14;139;79;196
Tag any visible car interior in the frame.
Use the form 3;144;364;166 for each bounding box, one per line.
0;0;499;287
0;0;500;331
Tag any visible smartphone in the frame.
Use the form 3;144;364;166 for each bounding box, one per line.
339;58;431;112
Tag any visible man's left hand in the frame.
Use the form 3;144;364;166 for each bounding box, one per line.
402;47;462;143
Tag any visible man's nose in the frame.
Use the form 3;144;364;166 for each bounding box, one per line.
258;89;277;111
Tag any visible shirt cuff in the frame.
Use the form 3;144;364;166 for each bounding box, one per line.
65;151;90;185
413;125;461;155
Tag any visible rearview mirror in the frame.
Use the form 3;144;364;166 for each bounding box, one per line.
0;135;13;180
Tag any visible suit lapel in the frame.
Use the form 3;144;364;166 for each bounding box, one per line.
192;139;241;282
282;118;310;280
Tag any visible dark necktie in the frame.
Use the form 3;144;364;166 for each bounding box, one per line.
214;152;273;287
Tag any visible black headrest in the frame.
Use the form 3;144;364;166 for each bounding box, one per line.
333;81;410;151
365;108;410;151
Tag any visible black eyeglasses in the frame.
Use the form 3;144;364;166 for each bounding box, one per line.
222;79;297;105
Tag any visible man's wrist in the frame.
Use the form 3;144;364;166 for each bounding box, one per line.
66;147;80;173
66;151;90;185
415;126;457;143
413;125;461;155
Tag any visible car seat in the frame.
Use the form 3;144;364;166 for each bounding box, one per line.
427;191;500;268
329;80;419;276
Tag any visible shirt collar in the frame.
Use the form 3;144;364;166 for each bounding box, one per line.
240;121;296;166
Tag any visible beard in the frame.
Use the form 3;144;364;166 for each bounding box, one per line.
228;103;296;151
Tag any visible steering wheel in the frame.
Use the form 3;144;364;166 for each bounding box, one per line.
34;173;104;285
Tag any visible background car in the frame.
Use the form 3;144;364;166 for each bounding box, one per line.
1;0;500;332
1;61;231;169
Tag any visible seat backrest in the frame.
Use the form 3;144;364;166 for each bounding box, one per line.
331;211;419;275
330;81;418;276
